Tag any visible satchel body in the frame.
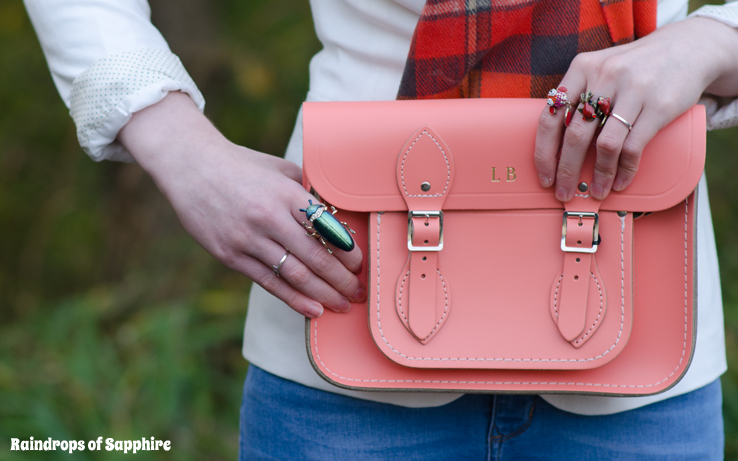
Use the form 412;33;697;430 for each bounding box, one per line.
301;99;705;396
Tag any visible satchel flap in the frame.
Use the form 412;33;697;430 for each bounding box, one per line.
303;99;705;213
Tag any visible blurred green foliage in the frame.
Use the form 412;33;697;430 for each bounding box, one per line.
0;0;736;458
0;0;319;459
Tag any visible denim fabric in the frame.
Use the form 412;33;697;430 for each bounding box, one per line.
239;366;724;460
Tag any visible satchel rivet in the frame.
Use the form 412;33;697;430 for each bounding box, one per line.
421;274;426;279
574;275;579;280
576;257;580;262
421;182;431;192
617;211;627;217
422;256;427;261
578;182;588;192
424;240;429;244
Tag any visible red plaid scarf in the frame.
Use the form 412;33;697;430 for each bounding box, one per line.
398;0;657;99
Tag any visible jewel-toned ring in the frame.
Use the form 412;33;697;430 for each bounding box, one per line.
547;86;569;115
577;90;597;122
593;96;612;127
564;103;574;127
300;200;356;254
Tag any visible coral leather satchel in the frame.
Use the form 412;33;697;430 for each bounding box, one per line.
301;99;705;396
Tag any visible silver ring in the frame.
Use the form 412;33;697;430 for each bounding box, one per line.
610;113;632;131
272;250;290;277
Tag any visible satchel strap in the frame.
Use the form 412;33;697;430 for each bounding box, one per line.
395;126;454;343
557;196;603;342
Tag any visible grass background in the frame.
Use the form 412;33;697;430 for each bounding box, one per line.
0;0;736;458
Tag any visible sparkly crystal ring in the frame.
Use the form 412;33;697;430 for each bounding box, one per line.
546;86;569;115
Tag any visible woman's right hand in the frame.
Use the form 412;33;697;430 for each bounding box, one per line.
118;92;366;318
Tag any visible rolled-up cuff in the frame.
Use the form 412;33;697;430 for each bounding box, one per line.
690;4;738;130
689;3;738;28
69;48;205;163
699;95;738;130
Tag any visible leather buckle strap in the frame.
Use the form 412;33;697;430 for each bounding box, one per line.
408;211;443;251
404;210;445;343
557;208;603;342
395;126;454;344
561;212;600;253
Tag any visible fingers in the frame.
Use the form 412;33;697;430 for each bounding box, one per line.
591;105;641;199
227;252;325;319
537;87;643;202
242;187;366;317
262;243;354;314
612;108;659;191
288;191;364;275
283;204;366;303
289;209;364;276
534;78;584;189
534;99;566;188
554;90;604;201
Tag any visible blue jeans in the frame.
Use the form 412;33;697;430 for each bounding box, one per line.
239;366;724;460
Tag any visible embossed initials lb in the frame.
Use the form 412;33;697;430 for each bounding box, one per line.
491;167;516;182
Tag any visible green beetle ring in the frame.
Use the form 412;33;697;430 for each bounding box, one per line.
299;200;356;253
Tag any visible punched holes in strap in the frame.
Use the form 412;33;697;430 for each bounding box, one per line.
395;125;454;344
406;212;443;342
558;212;600;342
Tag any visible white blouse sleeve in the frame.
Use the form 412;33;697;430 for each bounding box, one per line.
690;0;738;130
24;0;205;162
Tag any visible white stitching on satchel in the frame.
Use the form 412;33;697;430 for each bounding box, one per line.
312;201;690;389
552;272;604;345
400;130;450;198
374;213;624;363
397;269;449;341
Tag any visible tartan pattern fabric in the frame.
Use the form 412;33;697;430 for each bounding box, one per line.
398;0;657;99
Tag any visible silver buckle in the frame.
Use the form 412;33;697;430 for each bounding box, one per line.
561;212;599;254
408;211;443;251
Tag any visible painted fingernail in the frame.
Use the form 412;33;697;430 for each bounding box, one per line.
558;85;568;92
538;173;552;188
352;286;366;302
591;183;605;199
305;302;324;319
555;186;570;202
612;178;624;191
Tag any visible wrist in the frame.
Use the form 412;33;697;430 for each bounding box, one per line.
117;92;232;179
681;17;738;97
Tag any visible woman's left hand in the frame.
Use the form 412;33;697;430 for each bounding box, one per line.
534;17;738;202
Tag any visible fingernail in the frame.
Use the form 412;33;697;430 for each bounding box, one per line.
538;173;552;188
555;186;569;202
591;183;605;199
612;178;624;191
352;286;366;302
305;302;324;319
337;298;351;313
